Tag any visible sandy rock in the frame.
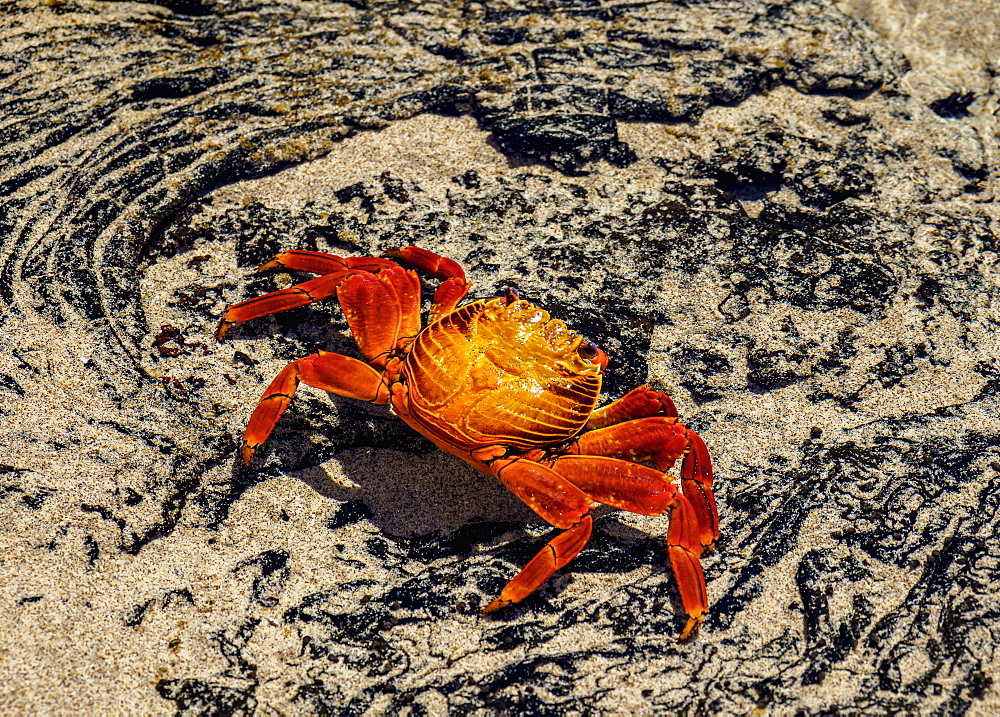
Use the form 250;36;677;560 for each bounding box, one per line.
0;0;997;713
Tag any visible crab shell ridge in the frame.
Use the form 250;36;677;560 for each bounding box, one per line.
396;297;605;453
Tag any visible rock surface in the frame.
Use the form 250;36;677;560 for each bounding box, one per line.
1;0;998;713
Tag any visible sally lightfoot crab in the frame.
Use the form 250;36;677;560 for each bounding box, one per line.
216;246;718;640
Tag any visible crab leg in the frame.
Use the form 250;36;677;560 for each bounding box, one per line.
676;430;717;549
587;385;678;429
258;250;397;275
241;351;389;465
546;455;709;641
485;454;708;640
216;270;360;341
568;418;718;548
484;458;595;611
216;251;398;341
388;245;472;322
666;494;709;641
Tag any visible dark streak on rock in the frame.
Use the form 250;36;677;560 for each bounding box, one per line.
2;1;998;714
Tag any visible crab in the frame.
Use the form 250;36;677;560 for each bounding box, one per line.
216;246;717;640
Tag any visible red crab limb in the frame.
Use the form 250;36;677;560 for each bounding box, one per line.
388;245;472;321
587;385;679;429
484;454;710;639
547;454;709;640
668;494;709;641
570;417;690;471
484;516;593;611
216;270;357;341
484;458;595;611
216;251;402;341
547;455;677;514
336;269;421;367
679;430;718;548
568;418;718;548
258;250;397;275
242;350;389;465
378;267;422;342
388;245;467;283
428;276;473;323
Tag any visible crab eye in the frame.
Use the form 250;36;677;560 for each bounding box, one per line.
577;341;608;370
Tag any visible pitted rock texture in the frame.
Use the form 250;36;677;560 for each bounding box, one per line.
1;1;998;714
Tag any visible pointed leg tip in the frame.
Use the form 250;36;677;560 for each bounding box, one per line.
677;615;703;643
483;598;509;613
215;321;232;342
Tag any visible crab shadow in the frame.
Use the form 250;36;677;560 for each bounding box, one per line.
288;429;661;549
274;436;688;621
292;446;540;537
227;381;694;626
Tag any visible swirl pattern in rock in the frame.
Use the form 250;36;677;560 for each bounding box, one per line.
0;1;998;714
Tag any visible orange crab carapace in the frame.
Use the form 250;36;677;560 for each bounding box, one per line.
217;246;718;640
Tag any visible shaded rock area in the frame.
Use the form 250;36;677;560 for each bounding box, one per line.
0;0;998;713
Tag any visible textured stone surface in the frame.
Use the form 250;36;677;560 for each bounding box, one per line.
1;0;998;714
